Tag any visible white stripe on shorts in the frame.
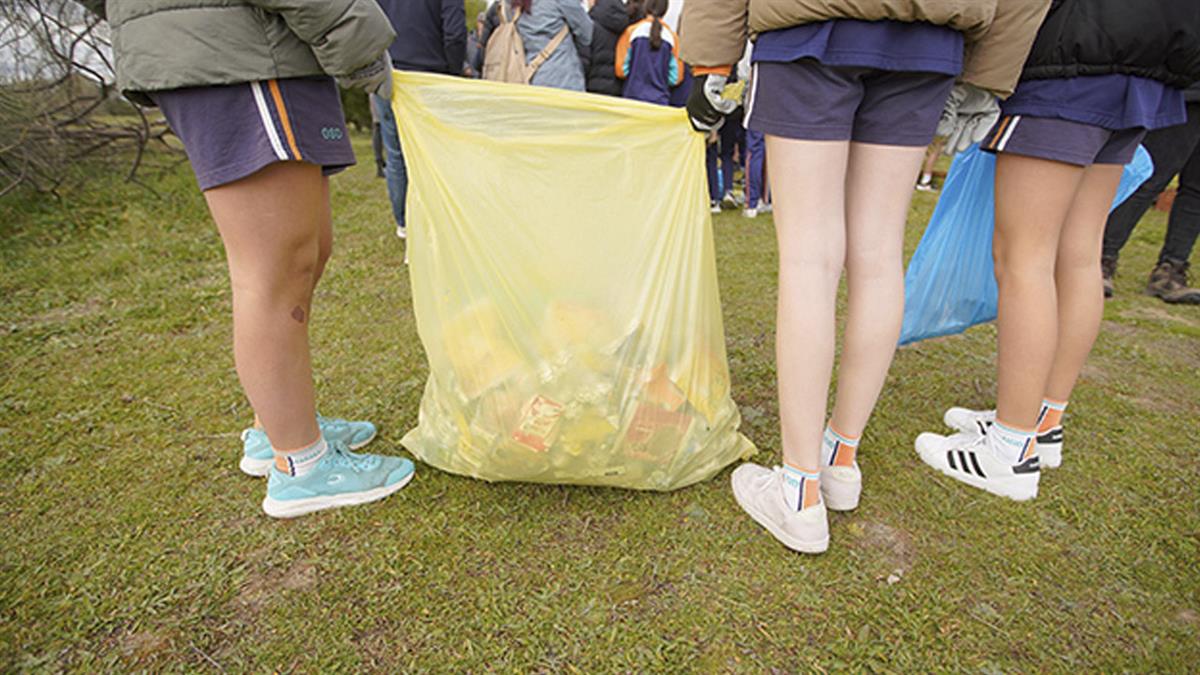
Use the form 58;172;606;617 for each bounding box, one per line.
250;81;288;161
997;115;1021;152
743;63;760;130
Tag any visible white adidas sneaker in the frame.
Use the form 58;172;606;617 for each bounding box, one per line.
915;431;1040;501
731;463;829;554
944;406;1063;469
944;407;996;436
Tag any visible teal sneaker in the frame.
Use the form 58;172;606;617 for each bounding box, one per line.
261;442;415;518
239;415;378;477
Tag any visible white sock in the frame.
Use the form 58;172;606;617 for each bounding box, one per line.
275;437;328;477
919;172;933;185
780;464;821;511
987;421;1036;465
820;425;860;468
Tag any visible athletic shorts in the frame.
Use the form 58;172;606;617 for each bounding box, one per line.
980;114;1147;166
744;59;955;146
152;77;356;190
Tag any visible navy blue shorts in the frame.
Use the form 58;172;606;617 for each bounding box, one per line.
152;77;356;190
744;59;954;146
981;114;1146;166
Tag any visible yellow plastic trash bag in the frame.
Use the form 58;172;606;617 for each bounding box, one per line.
391;72;755;490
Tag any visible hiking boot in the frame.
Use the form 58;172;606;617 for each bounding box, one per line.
1101;256;1118;299
1146;260;1200;305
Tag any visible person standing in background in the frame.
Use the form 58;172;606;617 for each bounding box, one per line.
465;12;487;77
375;0;468;239
615;0;682;104
914;136;946;191
1101;83;1200;304
370;95;386;178
742;128;769;217
587;0;637;96
483;0;593;91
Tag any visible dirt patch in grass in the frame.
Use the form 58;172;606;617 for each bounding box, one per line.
1120;304;1200;328
13;297;105;330
236;559;318;617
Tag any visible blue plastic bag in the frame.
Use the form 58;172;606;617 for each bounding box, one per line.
898;144;1154;346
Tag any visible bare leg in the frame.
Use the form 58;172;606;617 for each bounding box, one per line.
205;161;323;451
992;154;1086;428
1044;164;1124;401
767;136;850;471
829;142;926;437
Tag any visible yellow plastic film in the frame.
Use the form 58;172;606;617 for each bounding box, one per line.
393;72;754;490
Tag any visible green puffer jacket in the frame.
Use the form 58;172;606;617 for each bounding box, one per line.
83;0;395;104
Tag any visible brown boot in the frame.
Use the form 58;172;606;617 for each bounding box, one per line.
1101;256;1118;299
1146;260;1200;304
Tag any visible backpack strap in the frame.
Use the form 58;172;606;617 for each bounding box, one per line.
499;2;520;25
527;25;570;75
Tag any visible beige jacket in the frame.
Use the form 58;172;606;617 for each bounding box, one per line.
679;0;1050;97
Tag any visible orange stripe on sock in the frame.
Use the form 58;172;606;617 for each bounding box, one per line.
267;79;303;161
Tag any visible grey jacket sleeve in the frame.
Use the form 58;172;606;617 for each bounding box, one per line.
245;0;397;76
559;0;593;54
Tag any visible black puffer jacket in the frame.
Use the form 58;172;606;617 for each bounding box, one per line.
1022;0;1200;88
586;0;633;96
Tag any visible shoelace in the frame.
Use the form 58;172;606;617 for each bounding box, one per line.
328;444;380;472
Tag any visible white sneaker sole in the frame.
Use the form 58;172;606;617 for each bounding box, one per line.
820;468;861;512
731;475;829;554
1039;442;1062;469
238;428;378;478
262;470;414;519
915;439;1038;501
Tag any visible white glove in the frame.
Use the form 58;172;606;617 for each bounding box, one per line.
686;73;738;132
936;83;1000;156
339;52;393;100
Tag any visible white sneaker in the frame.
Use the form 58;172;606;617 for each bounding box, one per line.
396;225;407;239
819;431;861;512
758;201;772;214
742;207;758;218
944;406;996;436
710;201;721;214
944;406;1063;469
1035;427;1063;469
722;192;739;209
915;431;1040;500
731;463;829;554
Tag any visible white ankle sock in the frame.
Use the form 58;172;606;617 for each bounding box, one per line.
780;465;821;511
987;421;1036;465
274;437;328;477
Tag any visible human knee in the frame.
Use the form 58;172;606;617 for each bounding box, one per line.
780;247;844;283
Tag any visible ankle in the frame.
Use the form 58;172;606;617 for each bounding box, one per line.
822;424;860;468
988;420;1037;464
273;436;328;477
781;463;821;511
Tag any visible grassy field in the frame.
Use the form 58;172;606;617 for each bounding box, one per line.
2;138;1198;672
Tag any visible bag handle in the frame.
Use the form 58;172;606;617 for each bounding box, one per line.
500;2;520;24
527;25;570;75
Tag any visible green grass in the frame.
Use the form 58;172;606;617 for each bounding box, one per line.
2;139;1198;672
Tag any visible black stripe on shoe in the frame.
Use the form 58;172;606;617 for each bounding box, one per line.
957;450;971;475
948;450;958;470
1013;456;1041;474
967;452;987;478
1038;427;1063;444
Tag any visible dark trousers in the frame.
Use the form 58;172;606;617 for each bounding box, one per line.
706;108;743;202
1102;102;1200;265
